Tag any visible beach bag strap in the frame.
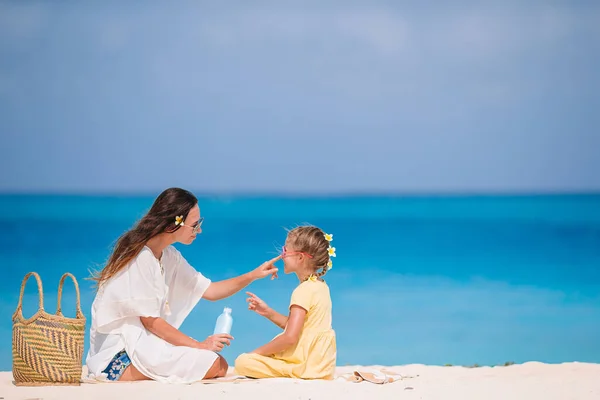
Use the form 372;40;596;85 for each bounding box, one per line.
15;272;45;319
56;273;84;319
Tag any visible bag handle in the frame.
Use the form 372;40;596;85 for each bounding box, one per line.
15;272;44;318
56;273;84;319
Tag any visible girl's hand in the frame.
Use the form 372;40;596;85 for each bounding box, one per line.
246;291;272;317
198;334;233;352
250;256;280;280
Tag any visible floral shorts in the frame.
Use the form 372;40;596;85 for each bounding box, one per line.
102;349;132;381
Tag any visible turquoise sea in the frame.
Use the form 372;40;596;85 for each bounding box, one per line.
1;194;599;370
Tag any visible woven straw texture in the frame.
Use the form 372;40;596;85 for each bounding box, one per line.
12;272;86;386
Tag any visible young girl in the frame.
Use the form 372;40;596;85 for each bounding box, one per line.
235;225;337;379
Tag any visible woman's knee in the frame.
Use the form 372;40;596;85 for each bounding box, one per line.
217;355;228;377
204;355;228;379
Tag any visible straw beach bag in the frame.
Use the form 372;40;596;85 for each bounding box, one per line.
12;272;86;386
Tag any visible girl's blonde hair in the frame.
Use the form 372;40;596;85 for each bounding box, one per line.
286;225;331;278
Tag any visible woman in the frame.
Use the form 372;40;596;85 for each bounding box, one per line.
86;188;279;383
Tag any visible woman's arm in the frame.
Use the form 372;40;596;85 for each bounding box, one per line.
140;316;232;352
203;273;255;302
250;305;307;356
203;256;280;301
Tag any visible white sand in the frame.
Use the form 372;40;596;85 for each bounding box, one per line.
2;362;599;400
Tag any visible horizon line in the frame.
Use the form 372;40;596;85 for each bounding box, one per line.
0;189;599;199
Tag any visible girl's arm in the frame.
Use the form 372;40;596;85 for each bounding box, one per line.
263;308;289;330
140;316;232;352
251;305;307;356
246;291;288;329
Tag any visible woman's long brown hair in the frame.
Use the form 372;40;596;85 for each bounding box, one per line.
91;188;198;287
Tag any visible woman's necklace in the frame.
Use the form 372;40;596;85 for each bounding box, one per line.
146;245;165;275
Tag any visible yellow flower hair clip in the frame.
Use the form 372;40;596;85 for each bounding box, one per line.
175;215;184;226
327;246;336;257
324;232;335;270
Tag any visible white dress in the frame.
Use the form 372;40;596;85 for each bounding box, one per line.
86;245;218;384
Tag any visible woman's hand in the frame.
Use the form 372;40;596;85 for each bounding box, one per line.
202;255;281;302
246;291;272;317
250;256;281;281
197;334;234;352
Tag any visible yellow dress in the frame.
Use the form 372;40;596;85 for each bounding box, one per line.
235;279;337;379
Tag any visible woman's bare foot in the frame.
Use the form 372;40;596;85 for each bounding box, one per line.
119;364;152;381
117;355;228;381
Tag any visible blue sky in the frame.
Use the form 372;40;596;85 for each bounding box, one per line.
0;1;599;194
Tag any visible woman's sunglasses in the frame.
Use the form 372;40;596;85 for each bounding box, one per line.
183;217;204;234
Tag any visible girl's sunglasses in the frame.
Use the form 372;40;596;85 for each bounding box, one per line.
281;245;313;259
